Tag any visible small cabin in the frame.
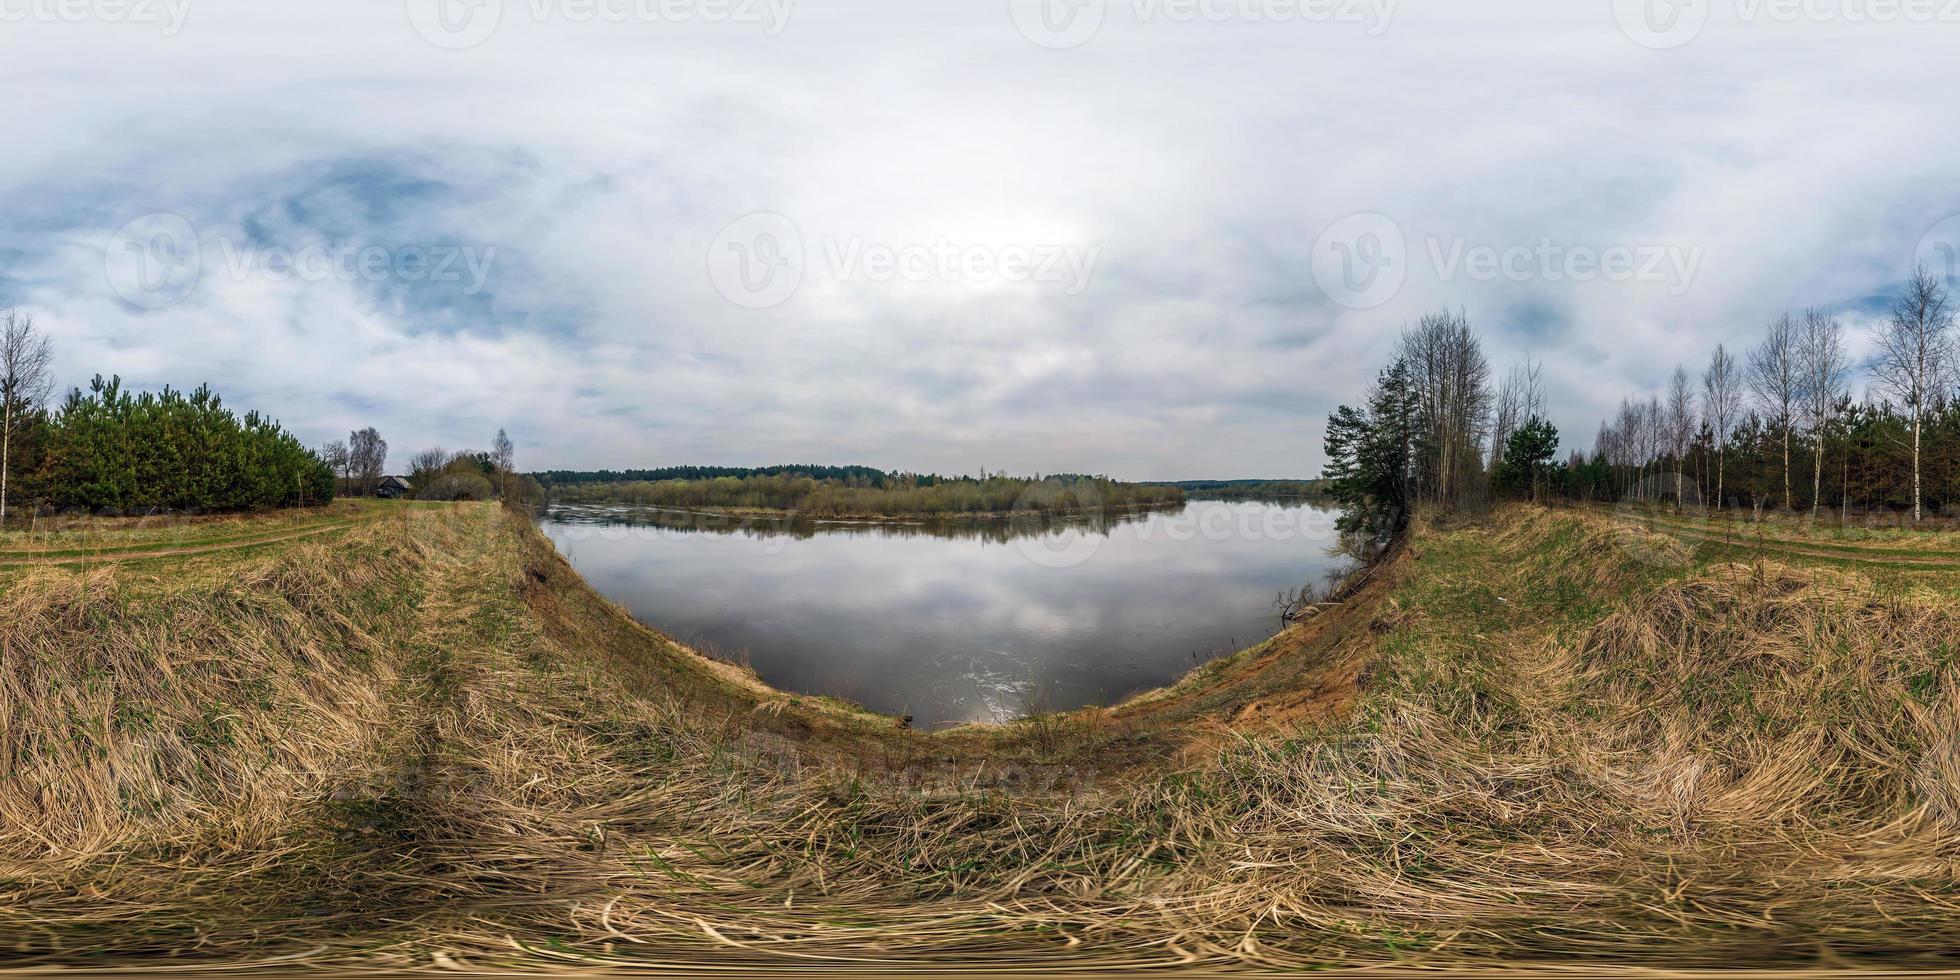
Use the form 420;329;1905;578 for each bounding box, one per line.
374;476;413;499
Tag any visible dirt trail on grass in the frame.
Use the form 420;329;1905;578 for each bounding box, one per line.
0;520;361;566
1593;509;1960;568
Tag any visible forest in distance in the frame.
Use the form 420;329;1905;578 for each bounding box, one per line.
541;469;1187;517
1324;267;1960;538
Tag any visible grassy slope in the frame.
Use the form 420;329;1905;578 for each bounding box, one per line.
1;502;1957;971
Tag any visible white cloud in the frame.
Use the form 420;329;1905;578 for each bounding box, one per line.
2;0;1956;478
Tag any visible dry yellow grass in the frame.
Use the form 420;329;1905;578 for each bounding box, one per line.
2;501;1958;973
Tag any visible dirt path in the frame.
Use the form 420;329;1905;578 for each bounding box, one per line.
0;521;360;567
1611;513;1959;569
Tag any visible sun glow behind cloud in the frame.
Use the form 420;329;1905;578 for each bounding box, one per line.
1;0;1956;478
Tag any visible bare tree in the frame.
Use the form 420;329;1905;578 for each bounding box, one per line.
1;311;55;524
320;439;350;485
409;446;453;487
1797;308;1850;518
1613;397;1644;498
1748;313;1802;510
1665;366;1696;508
492;428;515;476
1870;265;1957;522
1643;396;1664;501
1701;344;1742;510
1398;309;1492;508
347;427;388;496
1488;358;1542;473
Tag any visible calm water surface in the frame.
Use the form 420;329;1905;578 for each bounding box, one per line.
542;500;1351;728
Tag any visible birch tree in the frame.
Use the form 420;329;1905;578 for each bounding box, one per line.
1;311;54;524
1665;366;1696;507
1748;313;1803;510
1701;344;1742;509
1798;308;1850;517
348;427;389;496
1870;265;1956;522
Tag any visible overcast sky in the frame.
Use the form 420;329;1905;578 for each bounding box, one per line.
2;0;1957;479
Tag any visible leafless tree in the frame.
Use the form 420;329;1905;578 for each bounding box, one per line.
1665;366;1696;507
492;428;515;477
409;446;453;486
1;311;55;524
1748;313;1802;510
347;427;388;495
1700;344;1742;509
1488;358;1543;473
1870;265;1957;522
320;439;350;484
1797;308;1850;518
1643;396;1664;501
1398;309;1492;508
1611;397;1644;498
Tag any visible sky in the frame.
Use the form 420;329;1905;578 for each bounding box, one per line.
2;0;1957;480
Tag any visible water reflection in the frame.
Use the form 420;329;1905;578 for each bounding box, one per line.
540;502;1170;543
542;500;1351;729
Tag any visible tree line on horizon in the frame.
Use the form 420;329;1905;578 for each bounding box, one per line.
537;464;898;488
1574;266;1958;521
0;320;333;517
548;471;1185;516
1324;265;1959;537
320;427;544;508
